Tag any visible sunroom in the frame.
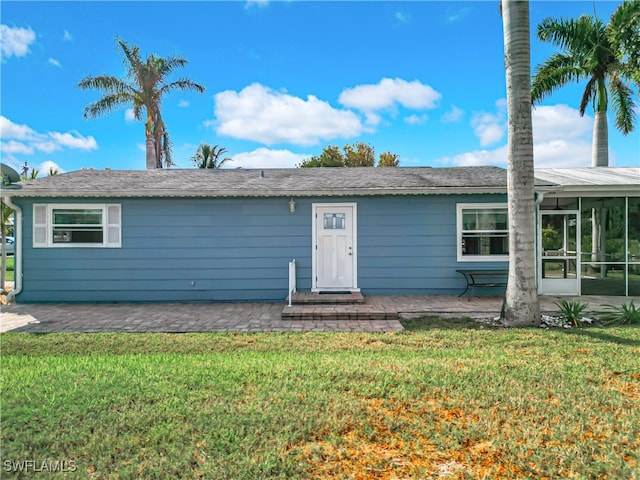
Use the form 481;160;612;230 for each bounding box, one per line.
535;168;640;297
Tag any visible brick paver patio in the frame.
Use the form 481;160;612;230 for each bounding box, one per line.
1;295;636;333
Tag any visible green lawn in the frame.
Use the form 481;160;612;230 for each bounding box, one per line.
3;256;13;282
2;325;639;479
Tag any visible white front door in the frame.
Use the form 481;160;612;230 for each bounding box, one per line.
539;210;580;295
313;204;357;290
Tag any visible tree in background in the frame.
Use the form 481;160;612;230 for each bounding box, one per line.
377;152;400;167
191;143;232;169
500;0;540;327
297;142;400;167
531;5;637;167
343;142;375;167
79;38;205;169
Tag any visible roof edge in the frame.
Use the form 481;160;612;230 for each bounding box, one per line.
4;187;511;199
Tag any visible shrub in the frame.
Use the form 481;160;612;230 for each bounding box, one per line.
598;300;640;326
554;299;589;328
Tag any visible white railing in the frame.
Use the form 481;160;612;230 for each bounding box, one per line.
288;259;296;307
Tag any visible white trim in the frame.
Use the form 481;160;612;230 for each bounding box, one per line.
32;203;121;248
538;209;581;296
456;202;509;262
312;202;358;291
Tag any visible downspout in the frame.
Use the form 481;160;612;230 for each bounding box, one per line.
2;196;22;302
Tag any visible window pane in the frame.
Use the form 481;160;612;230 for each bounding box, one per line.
581;198;625;263
53;209;102;225
53;227;103;244
581;262;626;296
323;213;345;230
462;212;477;230
542;258;577;279
462;208;507;231
462;233;508;256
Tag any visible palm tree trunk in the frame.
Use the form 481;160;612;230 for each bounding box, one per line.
592;110;609;167
145;133;156;170
500;0;541;327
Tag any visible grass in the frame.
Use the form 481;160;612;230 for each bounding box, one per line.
2;327;639;479
2;256;13;282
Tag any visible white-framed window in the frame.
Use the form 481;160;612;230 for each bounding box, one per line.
33;204;121;248
456;203;508;262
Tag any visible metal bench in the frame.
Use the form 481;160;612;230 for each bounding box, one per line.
456;269;508;297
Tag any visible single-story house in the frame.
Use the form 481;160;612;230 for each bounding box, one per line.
2;166;638;303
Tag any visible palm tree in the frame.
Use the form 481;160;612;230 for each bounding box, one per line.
191;143;232;169
500;0;541;327
531;9;637;167
79;38;205;169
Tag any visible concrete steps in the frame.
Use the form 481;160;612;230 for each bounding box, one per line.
282;291;398;321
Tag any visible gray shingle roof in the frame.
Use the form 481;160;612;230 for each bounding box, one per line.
4;166;538;198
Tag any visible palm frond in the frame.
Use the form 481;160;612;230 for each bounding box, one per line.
532;53;585;103
78;75;132;94
158;55;189;76
162;131;174;168
116;38;144;82
159;79;206;96
609;76;637;134
579;77;598;115
83;92;136;119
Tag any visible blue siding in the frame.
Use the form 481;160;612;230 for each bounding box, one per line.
15;194;507;302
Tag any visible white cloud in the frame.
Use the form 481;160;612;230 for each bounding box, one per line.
0;116;36;140
32;140;60;153
532;104;591;141
395;11;411;24
441;105;464;123
49;131;98;151
0;116;98;160
213;83;363;146
438;145;508;167
125;108;137;122
438;103;594;168
470;100;507;147
404;114;429;125
63;30;72;41
37;160;64;175
0;25;36;58
48;58;61;68
230;147;309;169
177;100;190;108
531;104;593;168
339;78;441;112
0;140;33;155
474;123;505;147
533;139;592;168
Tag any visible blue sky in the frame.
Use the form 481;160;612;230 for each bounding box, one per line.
1;1;638;175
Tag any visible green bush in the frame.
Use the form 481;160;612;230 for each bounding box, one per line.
554;299;589;328
598;300;640;325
